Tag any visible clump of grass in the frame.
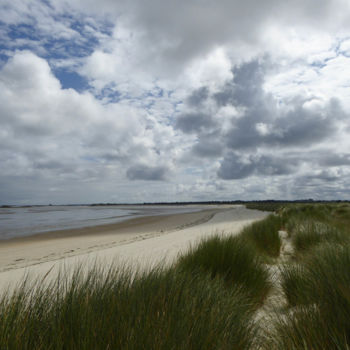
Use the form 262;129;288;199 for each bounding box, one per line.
0;264;257;350
304;244;350;322
241;214;283;258
291;221;349;253
334;206;350;216
277;244;350;347
281;204;331;225
267;305;347;350
282;203;350;233
279;263;312;307
176;234;272;305
330;203;350;234
282;244;350;308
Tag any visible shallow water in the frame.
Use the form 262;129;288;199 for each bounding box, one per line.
0;205;203;240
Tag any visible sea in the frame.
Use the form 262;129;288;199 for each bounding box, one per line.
0;205;203;240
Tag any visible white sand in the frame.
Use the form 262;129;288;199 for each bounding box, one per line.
0;205;267;292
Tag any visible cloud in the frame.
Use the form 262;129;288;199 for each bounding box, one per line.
175;58;347;166
175;112;217;134
171;56;350;192
0;51;171;183
126;164;168;181
286;167;350;199
0;0;112;94
225;99;342;150
192;137;223;158
214;60;265;107
319;153;350;167
217;152;298;180
62;0;350;82
186;87;209;107
1;50;60;92
1;1;350;203
219;60;345;149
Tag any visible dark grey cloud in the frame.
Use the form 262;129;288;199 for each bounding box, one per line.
192;138;223;158
218;152;298;180
221;61;344;150
175;112;217;134
310;171;340;182
176;59;347;174
126;164;168;181
273;105;339;146
225;101;341;150
217;153;254;180
34;160;70;170
175;62;268;147
214;60;265;107
318;153;350;167
289;170;348;200
293;171;339;187
186;87;209;107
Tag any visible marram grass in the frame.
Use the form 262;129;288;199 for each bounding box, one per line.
290;220;349;253
240;214;283;258
176;234;272;305
0;264;257;350
275;206;350;349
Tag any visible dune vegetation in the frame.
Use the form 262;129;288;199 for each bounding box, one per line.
268;203;350;350
0;202;350;349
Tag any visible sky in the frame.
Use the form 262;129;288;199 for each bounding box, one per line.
1;0;350;205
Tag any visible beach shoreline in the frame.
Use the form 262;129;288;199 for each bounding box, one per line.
0;206;221;272
0;205;267;291
1;207;219;244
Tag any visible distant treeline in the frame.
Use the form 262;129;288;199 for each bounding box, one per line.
92;199;348;206
90;200;350;213
2;199;349;210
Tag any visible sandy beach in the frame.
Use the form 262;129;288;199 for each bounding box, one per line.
0;205;267;292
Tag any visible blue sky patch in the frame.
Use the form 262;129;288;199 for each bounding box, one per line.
54;69;89;91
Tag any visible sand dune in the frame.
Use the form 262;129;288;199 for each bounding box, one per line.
0;205;267;292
